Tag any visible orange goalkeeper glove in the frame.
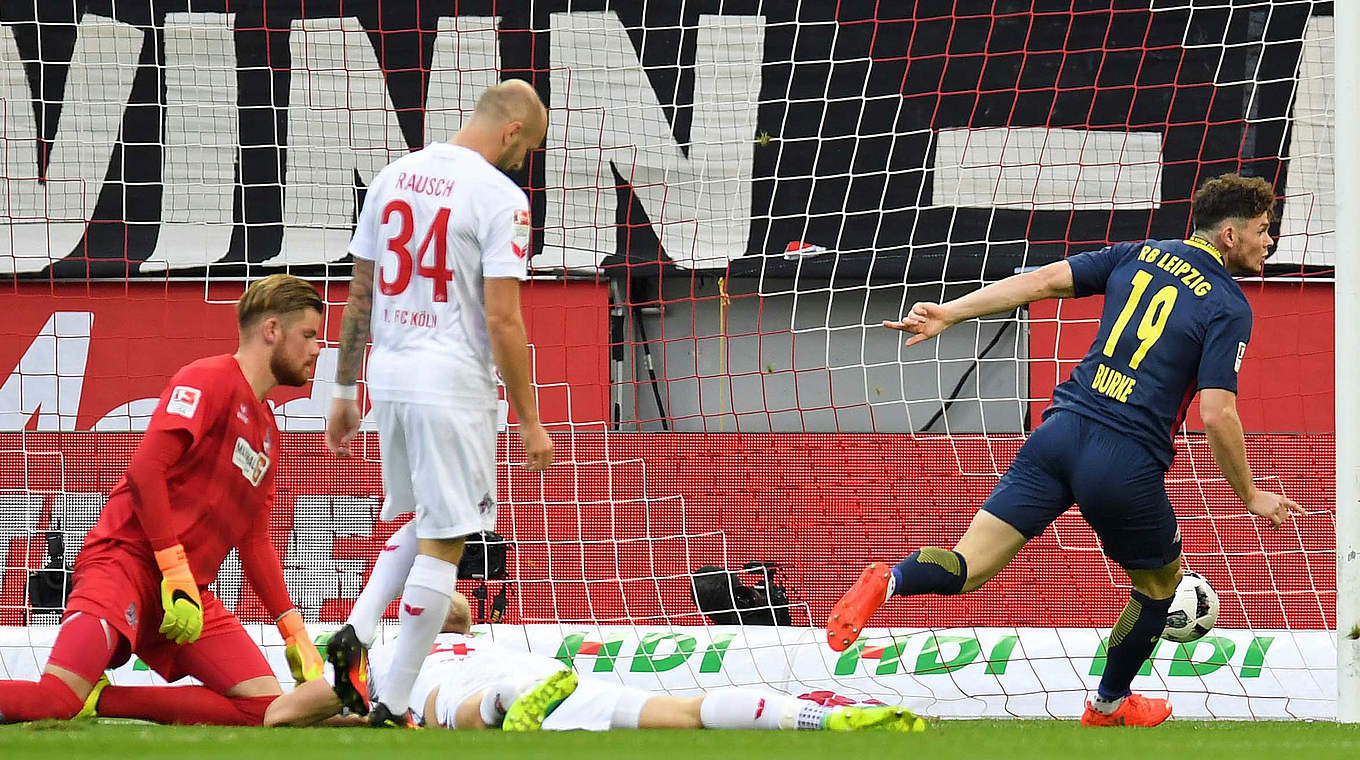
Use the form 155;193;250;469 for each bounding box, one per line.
277;609;324;683
155;545;203;645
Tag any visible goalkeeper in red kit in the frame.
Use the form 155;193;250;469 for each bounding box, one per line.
0;275;327;725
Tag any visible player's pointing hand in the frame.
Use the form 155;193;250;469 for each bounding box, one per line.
1245;490;1304;529
884;302;954;347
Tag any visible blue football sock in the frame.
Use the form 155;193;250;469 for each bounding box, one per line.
890;548;968;596
1098;589;1174;700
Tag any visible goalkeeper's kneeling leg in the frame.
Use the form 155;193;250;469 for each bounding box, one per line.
0;611;118;722
0;673;86;722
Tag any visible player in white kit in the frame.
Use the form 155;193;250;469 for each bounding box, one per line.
262;591;926;734
325;79;554;727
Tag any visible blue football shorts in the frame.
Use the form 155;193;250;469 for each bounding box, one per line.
979;410;1181;570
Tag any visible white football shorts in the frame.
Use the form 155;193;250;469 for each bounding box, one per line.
421;653;562;728
371;399;497;539
540;677;653;731
424;669;652;730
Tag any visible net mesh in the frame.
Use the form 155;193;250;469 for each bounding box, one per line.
0;1;1339;720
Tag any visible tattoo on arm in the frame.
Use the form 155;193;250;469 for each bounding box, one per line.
336;259;375;386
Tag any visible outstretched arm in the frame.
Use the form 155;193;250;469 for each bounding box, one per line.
327;258;375;458
1200;388;1304;528
263;678;345;727
886;260;1075;346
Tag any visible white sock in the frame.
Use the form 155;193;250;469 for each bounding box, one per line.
796;702;832;730
346;520;418;646
381;554;457;714
1091;693;1126;715
479;687;508;728
698;688;816;730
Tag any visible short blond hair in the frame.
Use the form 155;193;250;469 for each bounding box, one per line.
473;79;545;129
236;274;324;329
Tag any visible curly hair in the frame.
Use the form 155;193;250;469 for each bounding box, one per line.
1191;173;1276;233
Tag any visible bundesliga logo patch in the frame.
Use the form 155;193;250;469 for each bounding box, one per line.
166;386;201;419
511;208;531;258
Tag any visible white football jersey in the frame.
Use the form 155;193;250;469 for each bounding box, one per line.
368;632;563;723
349;143;531;408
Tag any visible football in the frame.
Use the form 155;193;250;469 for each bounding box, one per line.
1161;570;1220;643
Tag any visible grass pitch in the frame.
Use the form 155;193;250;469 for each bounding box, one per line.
2;719;1358;760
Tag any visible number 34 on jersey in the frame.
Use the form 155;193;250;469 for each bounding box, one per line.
379;200;454;302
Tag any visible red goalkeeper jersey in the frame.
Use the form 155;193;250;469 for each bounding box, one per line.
84;354;279;585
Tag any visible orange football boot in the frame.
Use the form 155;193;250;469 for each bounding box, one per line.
1080;693;1172;727
826;562;892;652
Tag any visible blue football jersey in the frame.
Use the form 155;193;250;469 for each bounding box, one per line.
1046;237;1253;468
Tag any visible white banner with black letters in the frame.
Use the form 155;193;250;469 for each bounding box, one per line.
0;2;1333;279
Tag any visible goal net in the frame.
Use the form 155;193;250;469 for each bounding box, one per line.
0;1;1338;721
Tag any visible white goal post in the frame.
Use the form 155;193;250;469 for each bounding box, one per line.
1334;0;1360;726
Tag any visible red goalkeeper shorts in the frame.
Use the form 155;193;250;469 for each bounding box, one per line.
60;544;273;692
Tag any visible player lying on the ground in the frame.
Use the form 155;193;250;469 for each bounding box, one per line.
263;591;924;733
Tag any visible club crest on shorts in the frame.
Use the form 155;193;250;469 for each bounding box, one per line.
126;602;137;627
477;493;495;515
